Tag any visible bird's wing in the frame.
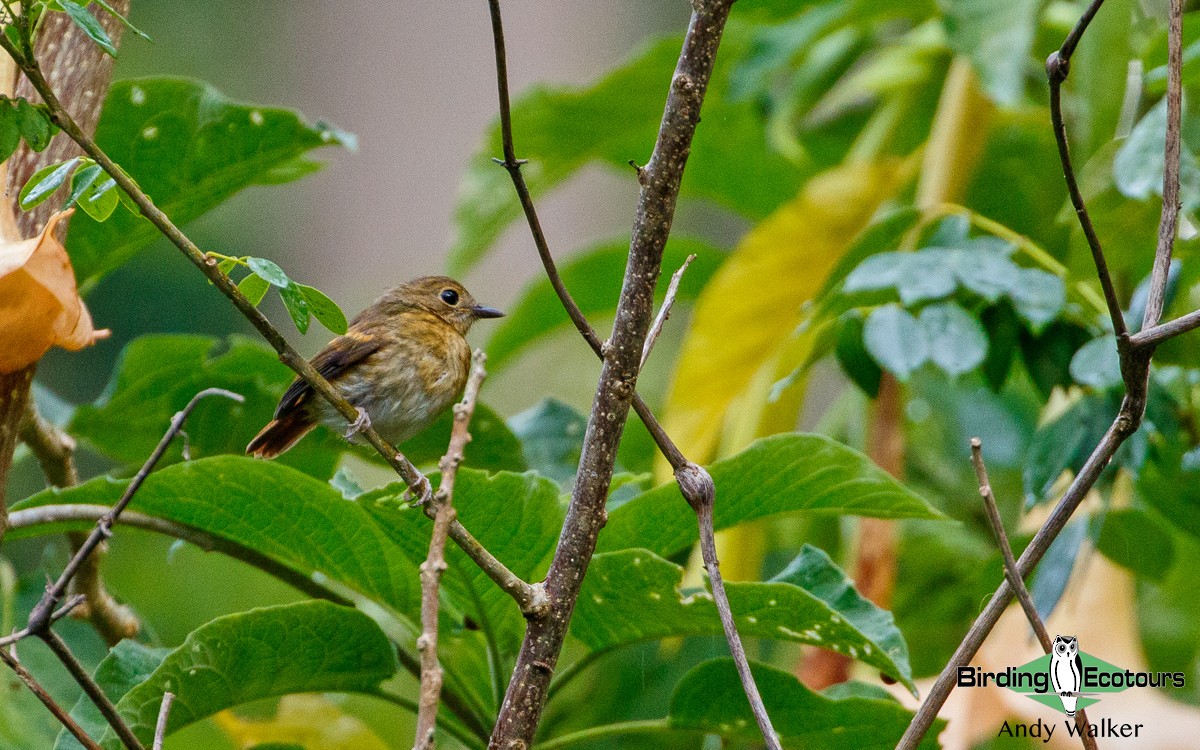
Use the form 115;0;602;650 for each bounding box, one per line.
275;330;382;418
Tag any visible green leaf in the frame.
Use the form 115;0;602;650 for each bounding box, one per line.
92;0;151;41
842;251;907;293
863;304;928;380
15;98;52;152
69;335;343;477
67;78;353;287
359;469;562;659
279;282;311;334
239;273;271;306
573;547;914;689
1009;267;1065;333
941;0;1039;106
55;642;170;750
77;177;120;222
99;602;394;749
1069;334;1122;390
298;284;348;335
950;237;1017;302
599;433;943;557
486;237;724;370
253;156;325;185
895;249;956;305
1114;96;1200;212
918;301;988;376
0;100;21;163
1023;392;1119;508
247;256;290;287
59;0;118;56
506;398;586;486
834;310;882;397
66;163;103;207
12;457;424;619
450;29;801;273
1095;508;1176;582
1030;517;1087;620
19;158;79;210
668;659;941;749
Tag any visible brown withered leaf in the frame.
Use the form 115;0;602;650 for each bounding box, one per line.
0;209;108;373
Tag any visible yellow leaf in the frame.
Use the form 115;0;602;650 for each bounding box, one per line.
213;694;390;750
0;209;108;373
659;159;913;472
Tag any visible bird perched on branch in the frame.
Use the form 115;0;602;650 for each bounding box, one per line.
247;276;503;459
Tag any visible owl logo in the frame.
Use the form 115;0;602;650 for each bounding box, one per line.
1050;635;1083;716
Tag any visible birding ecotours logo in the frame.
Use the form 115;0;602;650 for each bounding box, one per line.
957;634;1186;715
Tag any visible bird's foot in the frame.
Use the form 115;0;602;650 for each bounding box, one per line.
404;475;434;508
345;407;371;439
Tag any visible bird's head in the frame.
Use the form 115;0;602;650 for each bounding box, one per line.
379;276;504;335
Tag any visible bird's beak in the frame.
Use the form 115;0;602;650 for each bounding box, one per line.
472;305;505;319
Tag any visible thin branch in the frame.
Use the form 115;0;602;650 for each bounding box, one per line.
0;645;104;750
1142;0;1185;332
26;388;242;634
42;629;144;750
152;692;174;750
969;439;1098;750
444;518;544;616
0;595;85;648
486;1;766;748
1045;0;1126;338
414;351;488;750
641;253;696;369
21;403;138;644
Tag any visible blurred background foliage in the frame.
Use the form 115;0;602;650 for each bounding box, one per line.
6;0;1200;748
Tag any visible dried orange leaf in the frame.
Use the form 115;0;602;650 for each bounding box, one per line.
0;209;106;373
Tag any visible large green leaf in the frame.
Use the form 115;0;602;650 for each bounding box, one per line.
11;457;423;620
68;78;353;287
485;237;724;371
450;28;801;273
359;469;562;659
598;434;943;556
99;602;394;749
940;0;1039;107
572;547;913;689
56;642;170;750
668;659;941;749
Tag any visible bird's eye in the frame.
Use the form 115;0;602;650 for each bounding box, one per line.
440;289;459;306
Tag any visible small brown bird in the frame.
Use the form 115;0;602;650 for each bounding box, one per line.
247;276;503;459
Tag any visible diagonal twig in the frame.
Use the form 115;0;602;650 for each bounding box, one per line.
152;692;174;750
413;350;490;750
970;439;1099;750
21;404;139;645
641;253;696;369
1045;0;1126;338
0;645;103;750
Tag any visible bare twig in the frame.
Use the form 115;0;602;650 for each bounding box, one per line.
43;629;144;750
0;645;104;750
0;19;539;615
1045;0;1125;338
969;439;1098;750
484;1;776;748
152;692;174;750
21;404;139;644
413;351;488;750
0;595;85;648
897;3;1185;746
1143;0;1185;332
641;253;696;368
26;389;242;635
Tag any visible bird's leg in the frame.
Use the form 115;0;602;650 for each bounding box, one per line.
345;407;372;439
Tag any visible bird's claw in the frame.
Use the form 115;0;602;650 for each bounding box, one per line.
345;407;371;439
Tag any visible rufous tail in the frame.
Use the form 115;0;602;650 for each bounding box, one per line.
246;410;316;459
